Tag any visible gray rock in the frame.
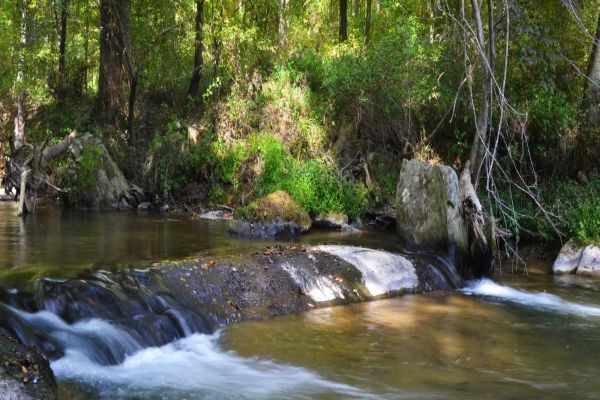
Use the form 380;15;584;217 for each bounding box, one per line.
159;204;170;214
553;240;584;275
137;202;153;212
553;241;600;278
340;223;361;234
61;133;141;211
395;160;467;274
312;213;348;230
576;245;600;277
199;210;232;220
227;220;303;239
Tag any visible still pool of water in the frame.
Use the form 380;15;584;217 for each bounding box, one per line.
2;202;600;399
0;202;398;282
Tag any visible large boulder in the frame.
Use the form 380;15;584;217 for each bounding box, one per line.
395;159;493;280
227;191;311;238
59;133;143;211
553;240;600;277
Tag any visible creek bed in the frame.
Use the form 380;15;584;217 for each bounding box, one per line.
1;202;600;399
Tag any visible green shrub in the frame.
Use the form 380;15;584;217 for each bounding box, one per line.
493;177;600;245
213;133;368;219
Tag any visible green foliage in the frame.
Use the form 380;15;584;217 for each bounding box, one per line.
493;178;600;245
211;133;367;219
1;0;599;248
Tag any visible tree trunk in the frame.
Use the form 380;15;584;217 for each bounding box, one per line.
58;0;68;94
188;0;205;98
460;161;495;278
583;10;600;129
98;0;132;125
17;169;30;216
365;0;372;45
277;0;289;46
339;0;348;42
13;93;26;153
17;0;28;84
467;0;492;186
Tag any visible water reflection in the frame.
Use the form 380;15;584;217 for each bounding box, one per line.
0;202;399;283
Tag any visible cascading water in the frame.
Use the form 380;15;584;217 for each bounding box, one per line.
461;279;600;316
1;245;431;399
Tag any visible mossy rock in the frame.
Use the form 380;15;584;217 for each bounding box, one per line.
235;191;311;230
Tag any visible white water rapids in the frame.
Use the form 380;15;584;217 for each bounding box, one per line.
6;306;374;399
462;279;600;316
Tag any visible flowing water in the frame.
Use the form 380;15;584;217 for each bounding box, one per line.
1;202;600;399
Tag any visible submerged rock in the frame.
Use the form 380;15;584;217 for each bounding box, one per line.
0;334;56;400
228;191;311;238
554;240;600;277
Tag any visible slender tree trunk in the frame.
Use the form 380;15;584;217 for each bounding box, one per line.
17;0;28;84
353;0;360;17
58;0;68;93
278;0;289;46
13;93;26;153
98;0;132;125
583;10;600;129
365;0;372;44
188;0;205;98
339;0;348;42
468;0;492;186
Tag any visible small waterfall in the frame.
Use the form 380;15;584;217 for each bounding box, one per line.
313;246;419;296
2;305;373;399
280;262;345;302
462;279;600;316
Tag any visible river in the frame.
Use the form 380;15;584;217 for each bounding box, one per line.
1;202;600;399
